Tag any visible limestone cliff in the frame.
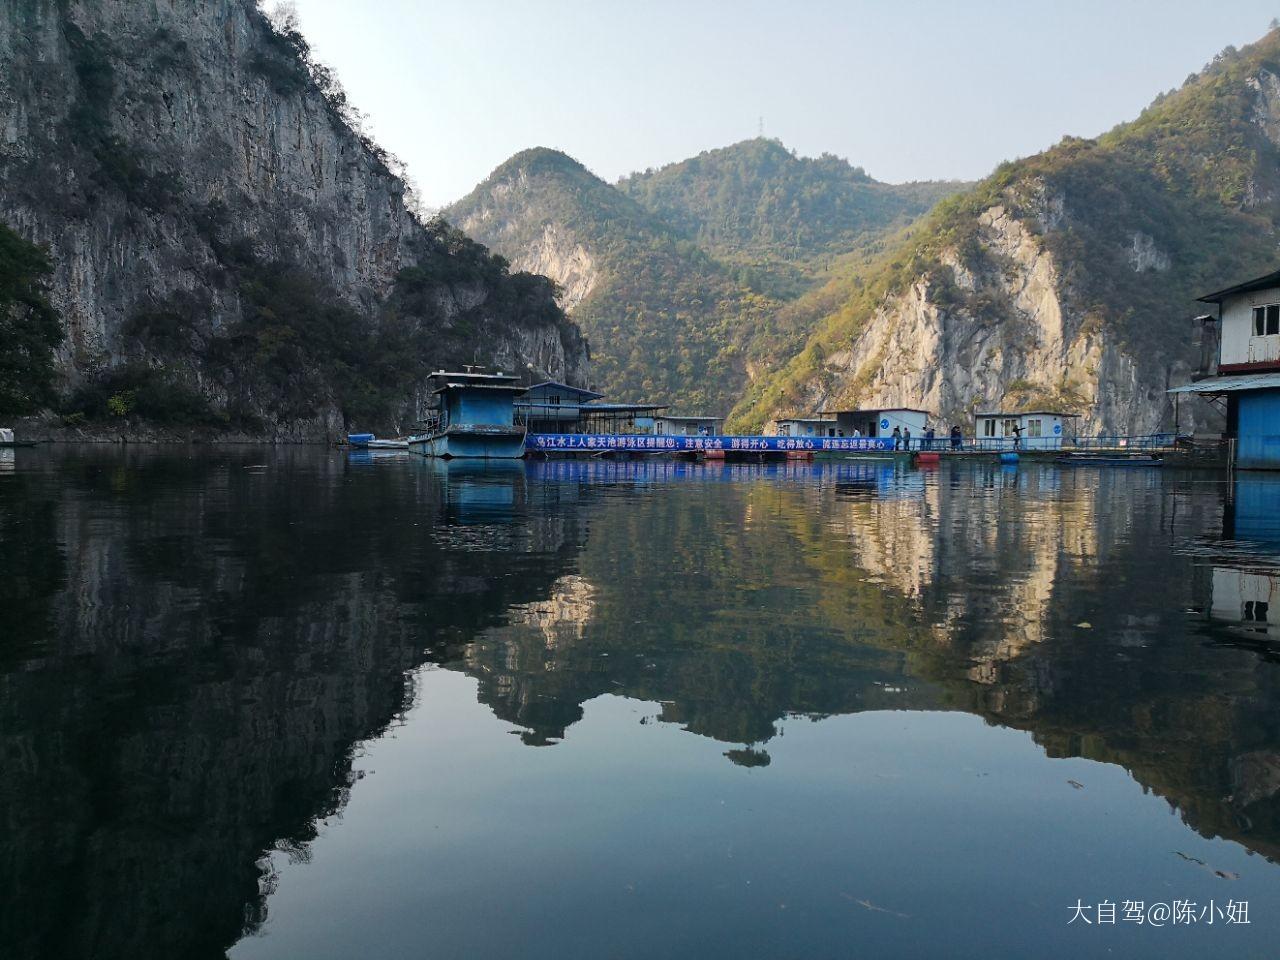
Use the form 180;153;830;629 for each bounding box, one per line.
733;32;1280;435
0;0;588;437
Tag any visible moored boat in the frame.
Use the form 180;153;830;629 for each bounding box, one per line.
345;433;409;449
408;368;528;459
1056;452;1164;466
0;428;36;448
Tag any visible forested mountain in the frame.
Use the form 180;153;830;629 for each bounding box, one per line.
0;0;587;437
619;137;964;298
445;148;779;413
731;30;1280;435
446;142;962;414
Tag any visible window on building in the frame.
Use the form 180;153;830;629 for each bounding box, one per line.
1253;305;1280;336
549;394;561;405
1245;600;1269;622
1027;419;1042;437
982;419;996;437
828;428;837;437
1003;419;1018;436
779;423;791;436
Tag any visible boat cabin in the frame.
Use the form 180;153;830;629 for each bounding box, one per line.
428;368;525;431
973;410;1077;450
654;415;724;437
772;417;841;438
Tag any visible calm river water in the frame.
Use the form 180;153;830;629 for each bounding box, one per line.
3;446;1280;959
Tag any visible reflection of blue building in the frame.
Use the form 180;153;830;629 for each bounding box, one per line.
1210;475;1280;640
1224;473;1280;547
430;459;526;525
1170;271;1280;469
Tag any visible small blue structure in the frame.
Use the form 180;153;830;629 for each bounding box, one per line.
408;368;527;459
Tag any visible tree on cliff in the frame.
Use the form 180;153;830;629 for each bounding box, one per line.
0;223;63;416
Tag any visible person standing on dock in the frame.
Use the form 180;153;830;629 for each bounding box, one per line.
903;427;912;451
924;427;935;451
950;425;962;450
892;426;902;450
1010;423;1023;451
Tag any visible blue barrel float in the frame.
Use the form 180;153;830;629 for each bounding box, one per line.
347;433;375;448
1000;452;1020;464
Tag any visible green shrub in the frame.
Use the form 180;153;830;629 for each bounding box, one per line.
0;223;63;415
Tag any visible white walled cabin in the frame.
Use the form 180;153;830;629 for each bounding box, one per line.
771;418;842;438
1215;278;1280;371
973;411;1077;450
822;408;929;440
654;416;723;437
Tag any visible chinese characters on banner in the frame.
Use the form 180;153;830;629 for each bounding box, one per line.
526;434;896;453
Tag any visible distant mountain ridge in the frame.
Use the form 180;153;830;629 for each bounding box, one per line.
446;141;964;414
619;138;964;297
732;30;1280;434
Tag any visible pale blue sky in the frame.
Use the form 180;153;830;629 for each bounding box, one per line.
285;0;1280;207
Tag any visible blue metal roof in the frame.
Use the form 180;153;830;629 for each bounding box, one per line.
525;380;605;401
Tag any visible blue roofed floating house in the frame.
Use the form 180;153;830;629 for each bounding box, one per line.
515;380;668;434
1170;269;1280;469
408;368;528;459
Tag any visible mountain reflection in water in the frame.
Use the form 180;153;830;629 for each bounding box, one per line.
2;448;1280;959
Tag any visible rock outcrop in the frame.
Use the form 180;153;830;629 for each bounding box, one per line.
0;0;588;437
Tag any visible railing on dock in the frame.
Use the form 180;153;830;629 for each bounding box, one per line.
525;432;1228;462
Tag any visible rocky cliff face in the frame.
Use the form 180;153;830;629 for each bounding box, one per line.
788;194;1157;435
0;0;588;437
734;33;1280;435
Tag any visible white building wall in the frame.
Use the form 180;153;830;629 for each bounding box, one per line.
973;414;1071;450
774;419;840;438
1221;286;1280;367
879;410;927;438
655;417;722;436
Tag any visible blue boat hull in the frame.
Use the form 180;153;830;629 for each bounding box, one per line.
408;427;526;459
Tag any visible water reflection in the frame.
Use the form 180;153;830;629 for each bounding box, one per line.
2;450;1280;957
